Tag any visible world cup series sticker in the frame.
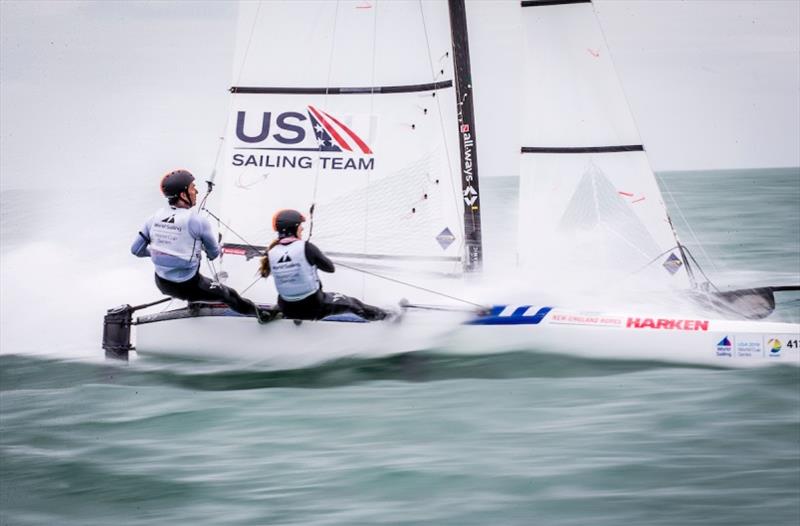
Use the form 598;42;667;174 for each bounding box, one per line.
734;336;763;358
716;336;764;359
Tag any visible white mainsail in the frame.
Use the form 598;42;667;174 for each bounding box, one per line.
516;0;693;292
215;0;467;302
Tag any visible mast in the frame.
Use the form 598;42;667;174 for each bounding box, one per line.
447;0;483;273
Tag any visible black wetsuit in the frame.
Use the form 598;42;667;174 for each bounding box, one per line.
155;271;260;316
270;241;387;321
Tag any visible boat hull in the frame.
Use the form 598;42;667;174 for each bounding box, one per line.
131;305;800;368
450;307;800;367
134;306;464;365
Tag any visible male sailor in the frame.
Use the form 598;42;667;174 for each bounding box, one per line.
258;209;388;321
131;169;271;322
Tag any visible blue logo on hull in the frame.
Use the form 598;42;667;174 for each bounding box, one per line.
467;306;552;325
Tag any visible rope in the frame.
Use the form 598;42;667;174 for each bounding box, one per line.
204;208;266;257
418;0;464;271
206;257;221;283
683;246;723;294
628;243;717;289
240;274;263;295
627;245;682;278
195;1;264;283
308;0;343;241
358;0;380;301
201;1;263;200
656;173;718;275
334;260;485;308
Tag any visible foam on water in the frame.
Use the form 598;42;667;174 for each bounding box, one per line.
1;170;798;364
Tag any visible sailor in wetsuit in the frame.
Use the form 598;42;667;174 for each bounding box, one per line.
258;209;388;321
131;169;270;322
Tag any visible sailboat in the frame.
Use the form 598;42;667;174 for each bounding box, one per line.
103;0;799;367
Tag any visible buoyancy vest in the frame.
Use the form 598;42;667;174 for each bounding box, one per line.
147;206;202;262
268;239;320;301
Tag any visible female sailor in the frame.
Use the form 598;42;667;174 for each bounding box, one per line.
259;209;388;321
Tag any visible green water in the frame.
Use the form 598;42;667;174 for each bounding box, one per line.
1;169;799;525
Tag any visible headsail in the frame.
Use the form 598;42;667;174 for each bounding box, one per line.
516;0;692;291
217;1;468;298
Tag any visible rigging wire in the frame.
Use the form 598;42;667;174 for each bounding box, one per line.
308;0;342;241
357;0;380;301
202;0;262;198
655;172;719;275
206;257;220;283
239;274;264;295
418;0;465;275
335;260;487;308
682;246;723;293
629;243;718;290
198;1;265;281
204;207;265;257
625;244;769;319
629;244;722;293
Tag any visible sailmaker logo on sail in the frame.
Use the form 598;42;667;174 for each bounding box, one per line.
232;105;374;172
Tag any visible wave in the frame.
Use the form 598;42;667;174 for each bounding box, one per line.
3;351;797;393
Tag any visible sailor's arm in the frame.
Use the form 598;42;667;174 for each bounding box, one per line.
305;242;335;273
130;222;151;258
190;214;220;260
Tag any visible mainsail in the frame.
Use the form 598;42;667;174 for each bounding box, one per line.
516;0;693;291
215;0;471;300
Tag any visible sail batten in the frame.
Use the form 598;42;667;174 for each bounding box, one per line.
522;145;644;154
230;81;454;95
521;0;591;7
516;0;690;291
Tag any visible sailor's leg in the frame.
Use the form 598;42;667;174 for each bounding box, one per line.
154;273;196;300
154;272;275;320
193;274;259;316
321;292;388;321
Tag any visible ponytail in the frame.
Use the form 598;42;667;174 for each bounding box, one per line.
258;238;281;277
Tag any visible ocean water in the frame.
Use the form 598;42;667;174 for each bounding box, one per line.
1;169;799;525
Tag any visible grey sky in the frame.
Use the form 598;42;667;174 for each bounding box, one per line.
1;0;798;190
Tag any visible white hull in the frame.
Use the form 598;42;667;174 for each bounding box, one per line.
133;305;800;368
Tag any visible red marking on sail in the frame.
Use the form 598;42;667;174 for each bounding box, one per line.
355;2;373;8
588;48;600;58
308;106;352;152
322;110;373;154
632;197;646;204
618;191;634;197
